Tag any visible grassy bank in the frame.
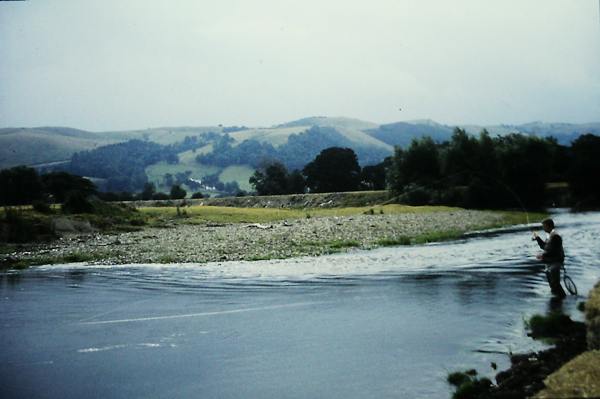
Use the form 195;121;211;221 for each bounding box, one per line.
139;203;542;227
1;200;545;270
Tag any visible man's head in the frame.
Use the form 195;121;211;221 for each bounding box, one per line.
542;218;555;233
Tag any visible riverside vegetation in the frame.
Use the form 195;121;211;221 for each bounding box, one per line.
0;191;542;269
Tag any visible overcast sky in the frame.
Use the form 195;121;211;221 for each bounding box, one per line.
1;0;599;131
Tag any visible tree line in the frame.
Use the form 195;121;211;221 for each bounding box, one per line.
249;147;387;195
2;130;599;210
249;130;600;209
388;130;600;209
66;134;216;193
0;167;201;207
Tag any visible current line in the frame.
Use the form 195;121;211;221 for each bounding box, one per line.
79;302;318;325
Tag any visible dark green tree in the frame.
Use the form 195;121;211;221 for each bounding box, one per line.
140;182;156;200
170;184;187;199
495;134;552;209
303;147;361;193
249;161;290;195
287;170;306;194
568;134;600;207
0;166;43;206
41;172;97;203
360;158;390;190
388;137;440;197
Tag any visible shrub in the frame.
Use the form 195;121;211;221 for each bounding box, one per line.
1;208;54;243
62;191;94;214
398;185;433;205
527;312;574;338
32;200;53;214
447;369;493;399
152;192;170;201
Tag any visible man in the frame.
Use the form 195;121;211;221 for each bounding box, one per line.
533;218;567;298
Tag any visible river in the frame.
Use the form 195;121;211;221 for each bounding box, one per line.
1;210;599;398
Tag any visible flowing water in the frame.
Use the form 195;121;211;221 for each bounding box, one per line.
1;211;599;399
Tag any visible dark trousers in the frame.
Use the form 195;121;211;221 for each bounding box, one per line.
545;263;566;298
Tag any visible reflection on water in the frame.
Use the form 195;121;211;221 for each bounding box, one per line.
0;211;599;399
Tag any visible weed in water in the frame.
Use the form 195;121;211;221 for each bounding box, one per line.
63;252;94;263
447;372;472;387
447;369;493;399
377;236;411;246
527;312;574;338
328;240;360;249
247;254;274;261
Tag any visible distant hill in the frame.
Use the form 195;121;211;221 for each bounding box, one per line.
366;120;454;147
0;127;118;169
461;122;600;145
2;117;599;195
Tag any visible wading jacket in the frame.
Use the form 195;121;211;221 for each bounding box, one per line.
535;230;565;264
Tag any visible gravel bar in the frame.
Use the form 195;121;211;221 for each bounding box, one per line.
7;209;507;266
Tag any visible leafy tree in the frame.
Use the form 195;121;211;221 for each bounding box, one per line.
170;184;187;199
303;147;361;193
69;139;179;192
360;158;390;190
495;134;552;209
568;134;600;206
388;137;440;196
0;166;43;206
250;162;290;195
287;170;306;194
152;192;170;200
223;181;240;194
41;172;97;203
62;191;94;214
140;182;156;200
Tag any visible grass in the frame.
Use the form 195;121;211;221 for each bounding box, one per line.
218;165;255;191
377;237;411;246
228;126;307;147
139;204;465;225
526;312;575;338
447;369;493;399
327;240;360;249
490;210;548;227
145;161;221;192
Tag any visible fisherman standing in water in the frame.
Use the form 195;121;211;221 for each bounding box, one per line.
533;218;567;298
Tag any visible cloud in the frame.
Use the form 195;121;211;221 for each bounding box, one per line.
1;0;599;130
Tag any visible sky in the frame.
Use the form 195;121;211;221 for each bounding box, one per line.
1;0;599;131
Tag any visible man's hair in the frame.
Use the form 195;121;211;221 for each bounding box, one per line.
542;218;555;229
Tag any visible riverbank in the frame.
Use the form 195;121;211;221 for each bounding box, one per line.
0;204;537;268
448;282;600;399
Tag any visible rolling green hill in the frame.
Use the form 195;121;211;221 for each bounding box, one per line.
3;118;599;195
0;127;118;169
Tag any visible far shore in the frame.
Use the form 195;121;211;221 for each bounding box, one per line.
1;202;542;268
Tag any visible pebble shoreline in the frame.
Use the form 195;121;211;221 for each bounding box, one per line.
15;210;506;265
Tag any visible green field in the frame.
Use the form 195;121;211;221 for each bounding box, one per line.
218;165;254;191
145;161;221;192
229;126;307;147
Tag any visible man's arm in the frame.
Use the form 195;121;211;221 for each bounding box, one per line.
534;235;545;249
